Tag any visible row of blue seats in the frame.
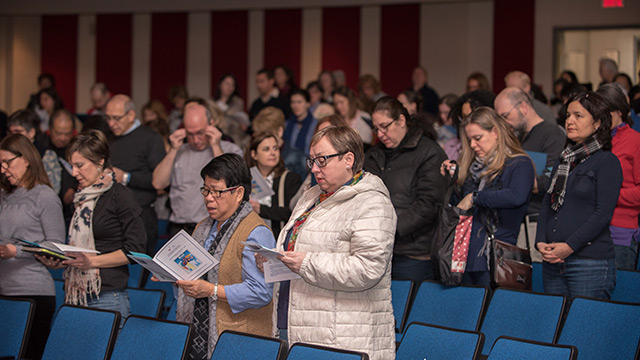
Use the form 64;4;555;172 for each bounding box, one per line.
391;280;640;359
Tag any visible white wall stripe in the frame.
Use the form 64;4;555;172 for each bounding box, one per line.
76;15;95;114
186;12;211;99
10;16;41;113
466;1;493;89
360;6;380;85
300;8;322;89
131;13;151;110
247;10;264;106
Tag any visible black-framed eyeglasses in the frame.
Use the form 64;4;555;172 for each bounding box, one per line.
500;101;523;119
306;153;345;169
105;109;131;122
0;155;20;170
200;185;240;198
372;118;396;134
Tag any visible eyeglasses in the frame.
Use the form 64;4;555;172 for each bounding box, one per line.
499;101;523;119
200;185;240;198
0;155;20;170
306;153;345;169
372;119;396;134
105;109;131;122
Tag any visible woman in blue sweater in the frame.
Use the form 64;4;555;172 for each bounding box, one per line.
442;107;534;287
536;91;622;299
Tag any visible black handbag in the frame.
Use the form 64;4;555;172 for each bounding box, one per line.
489;232;532;290
432;162;474;286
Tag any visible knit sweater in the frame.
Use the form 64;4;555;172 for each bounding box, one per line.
611;124;640;229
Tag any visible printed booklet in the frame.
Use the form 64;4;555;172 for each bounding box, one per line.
128;230;216;282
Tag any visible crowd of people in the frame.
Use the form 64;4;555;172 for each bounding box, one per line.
0;59;639;360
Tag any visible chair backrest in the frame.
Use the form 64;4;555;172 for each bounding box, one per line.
286;343;369;360
532;262;544;293
127;287;165;318
0;297;35;360
479;288;566;355
405;280;488;332
211;330;287;360
166;300;177;321
487;336;577;360
110;315;193;360
391;279;414;334
127;264;143;288
144;274;177;311
610;269;640;304
42;305;120;360
558;297;640;360
396;322;484;360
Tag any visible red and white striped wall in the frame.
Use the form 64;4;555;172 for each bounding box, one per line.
4;3;501;114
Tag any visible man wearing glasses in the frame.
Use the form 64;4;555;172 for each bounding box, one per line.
107;94;166;262
152;99;242;237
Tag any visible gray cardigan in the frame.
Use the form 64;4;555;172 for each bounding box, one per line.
0;184;65;296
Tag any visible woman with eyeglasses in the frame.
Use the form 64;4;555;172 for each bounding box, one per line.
364;96;448;283
246;132;302;239
173;153;275;359
256;126;396;360
37;130;146;328
0;134;65;359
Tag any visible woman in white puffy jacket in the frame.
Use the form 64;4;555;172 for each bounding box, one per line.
257;126;397;360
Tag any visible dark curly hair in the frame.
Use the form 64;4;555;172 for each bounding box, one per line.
565;91;612;151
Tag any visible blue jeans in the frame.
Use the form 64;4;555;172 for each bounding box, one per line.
87;290;130;329
614;243;638;270
392;255;434;283
542;257;616;300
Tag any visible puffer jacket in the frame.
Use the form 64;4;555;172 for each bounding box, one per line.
273;172;397;360
364;126;447;256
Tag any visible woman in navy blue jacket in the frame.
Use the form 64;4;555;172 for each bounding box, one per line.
442;107;534;287
535;91;622;300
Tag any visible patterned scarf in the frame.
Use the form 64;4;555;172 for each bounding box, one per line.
548;136;602;211
64;169;115;306
287;170;364;251
469;157;488;191
189;200;253;360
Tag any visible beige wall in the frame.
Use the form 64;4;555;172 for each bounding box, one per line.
535;0;640;96
6;17;41;113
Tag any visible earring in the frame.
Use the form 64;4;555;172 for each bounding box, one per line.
346;166;351;170
98;167;102;172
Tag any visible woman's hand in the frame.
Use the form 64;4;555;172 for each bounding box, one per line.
62;252;96;270
457;193;474;211
35;254;66;269
536;242;573;263
279;251;307;274
176;279;214;298
440;160;456;177
254;253;268;273
250;200;261;214
0;244;17;259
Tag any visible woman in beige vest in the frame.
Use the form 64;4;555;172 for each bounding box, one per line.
174;153;275;360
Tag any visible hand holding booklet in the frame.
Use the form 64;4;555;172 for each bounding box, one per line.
244;241;301;283
128;230;217;282
0;235;99;260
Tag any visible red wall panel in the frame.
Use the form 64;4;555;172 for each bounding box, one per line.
380;4;420;98
211;11;249;107
264;9;302;89
96;14;133;99
41;15;78;112
322;7;360;90
150;13;188;111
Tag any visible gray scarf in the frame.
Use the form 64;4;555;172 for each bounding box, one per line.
176;200;253;359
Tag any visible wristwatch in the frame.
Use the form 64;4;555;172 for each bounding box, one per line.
122;172;131;186
210;283;218;301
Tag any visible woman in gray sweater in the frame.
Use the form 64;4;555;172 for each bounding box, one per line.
0;133;66;359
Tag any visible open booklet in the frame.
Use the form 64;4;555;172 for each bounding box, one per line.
0;235;100;260
128;230;217;282
243;241;301;283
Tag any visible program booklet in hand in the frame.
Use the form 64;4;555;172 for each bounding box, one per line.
0;235;99;260
128;230;216;282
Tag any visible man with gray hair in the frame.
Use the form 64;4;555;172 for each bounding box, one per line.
599;58;618;87
107;94;166;265
494;87;565;214
153;98;242;237
504;70;557;124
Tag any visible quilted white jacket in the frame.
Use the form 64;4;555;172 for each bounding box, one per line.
274;172;397;360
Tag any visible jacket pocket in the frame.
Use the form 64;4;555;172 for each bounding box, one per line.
573;170;596;194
